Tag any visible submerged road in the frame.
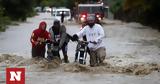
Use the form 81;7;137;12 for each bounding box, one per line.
0;13;160;84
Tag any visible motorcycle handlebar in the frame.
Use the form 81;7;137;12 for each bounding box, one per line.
77;40;97;44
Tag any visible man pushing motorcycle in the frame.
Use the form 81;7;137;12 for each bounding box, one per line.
48;19;70;63
72;16;106;67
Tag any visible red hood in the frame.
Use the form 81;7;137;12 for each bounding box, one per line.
34;21;48;37
39;21;47;32
31;21;50;47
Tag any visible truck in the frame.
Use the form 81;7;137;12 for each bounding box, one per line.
77;3;105;23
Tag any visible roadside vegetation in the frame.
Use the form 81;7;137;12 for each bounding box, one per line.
0;0;81;31
0;0;35;31
0;0;159;31
109;0;160;31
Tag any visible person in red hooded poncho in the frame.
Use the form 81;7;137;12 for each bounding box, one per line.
30;21;51;58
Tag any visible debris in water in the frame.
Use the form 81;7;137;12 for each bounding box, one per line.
0;54;160;75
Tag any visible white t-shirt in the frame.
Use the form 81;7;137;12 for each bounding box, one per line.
77;24;105;50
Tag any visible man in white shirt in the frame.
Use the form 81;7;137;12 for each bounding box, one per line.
72;16;106;67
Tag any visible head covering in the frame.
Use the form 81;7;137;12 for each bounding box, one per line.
53;19;61;32
53;19;60;25
39;21;47;30
87;16;95;28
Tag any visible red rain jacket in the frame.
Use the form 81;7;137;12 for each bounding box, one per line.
30;21;51;48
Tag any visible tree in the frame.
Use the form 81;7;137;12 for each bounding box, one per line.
1;0;34;21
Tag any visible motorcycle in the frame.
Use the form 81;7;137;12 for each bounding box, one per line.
74;39;100;65
75;40;89;65
44;40;61;68
47;41;60;61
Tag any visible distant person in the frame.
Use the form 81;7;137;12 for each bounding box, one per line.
30;21;51;58
61;11;65;23
72;7;77;21
72;16;106;67
48;19;70;63
70;10;74;21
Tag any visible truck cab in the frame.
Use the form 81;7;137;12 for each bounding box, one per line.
77;3;104;23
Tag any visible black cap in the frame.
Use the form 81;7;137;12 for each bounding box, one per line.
53;19;60;25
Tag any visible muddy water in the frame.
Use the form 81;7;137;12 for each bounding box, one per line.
0;54;160;75
0;13;160;84
0;54;160;84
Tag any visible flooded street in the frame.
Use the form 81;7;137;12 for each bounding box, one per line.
0;13;59;57
0;13;160;84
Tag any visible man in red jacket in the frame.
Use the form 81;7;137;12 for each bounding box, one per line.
30;21;51;58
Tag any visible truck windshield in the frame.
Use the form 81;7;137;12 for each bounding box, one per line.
79;6;103;13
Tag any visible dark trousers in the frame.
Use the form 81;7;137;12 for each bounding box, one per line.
61;42;68;56
48;42;68;60
32;46;45;58
61;17;64;23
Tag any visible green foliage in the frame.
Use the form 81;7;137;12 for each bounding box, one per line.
0;0;35;31
0;16;10;31
108;0;124;13
123;0;151;11
0;3;11;31
37;0;66;7
64;0;75;9
1;0;34;21
35;0;88;8
110;0;160;30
